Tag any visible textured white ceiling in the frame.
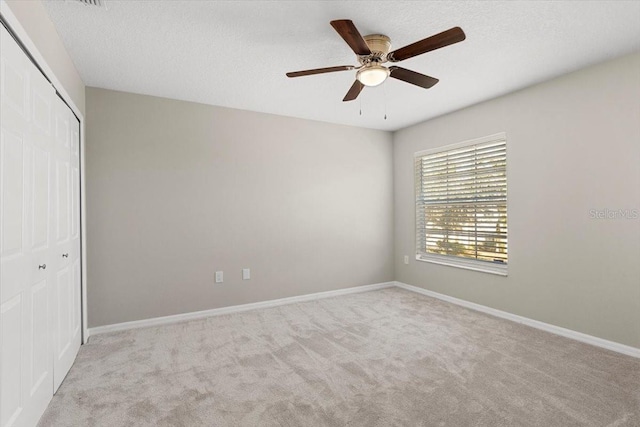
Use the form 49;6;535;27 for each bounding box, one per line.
43;0;640;131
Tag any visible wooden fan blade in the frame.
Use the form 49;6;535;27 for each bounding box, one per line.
343;80;364;102
388;27;465;62
389;67;439;89
330;20;371;56
286;65;354;78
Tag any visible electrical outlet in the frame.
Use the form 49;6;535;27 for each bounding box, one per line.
404;255;409;265
242;268;250;280
215;271;223;283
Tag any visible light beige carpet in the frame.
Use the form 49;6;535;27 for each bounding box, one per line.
39;288;639;427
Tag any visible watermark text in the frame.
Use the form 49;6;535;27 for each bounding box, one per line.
589;208;639;220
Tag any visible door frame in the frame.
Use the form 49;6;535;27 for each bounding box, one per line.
1;1;89;344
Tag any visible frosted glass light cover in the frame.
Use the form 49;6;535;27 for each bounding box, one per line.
356;65;390;87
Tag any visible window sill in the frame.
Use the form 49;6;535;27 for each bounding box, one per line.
416;254;508;276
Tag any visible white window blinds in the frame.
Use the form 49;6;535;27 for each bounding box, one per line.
415;134;507;274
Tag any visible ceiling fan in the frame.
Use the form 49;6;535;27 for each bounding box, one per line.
286;20;466;102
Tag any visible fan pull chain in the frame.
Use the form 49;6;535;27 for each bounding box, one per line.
383;83;388;120
359;98;362;116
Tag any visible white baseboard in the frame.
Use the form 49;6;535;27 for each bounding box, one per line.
87;281;395;337
394;281;640;359
88;280;639;359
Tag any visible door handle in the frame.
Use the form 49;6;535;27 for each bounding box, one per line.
62;253;69;258
38;264;47;270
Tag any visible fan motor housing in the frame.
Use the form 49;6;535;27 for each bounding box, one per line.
360;34;391;63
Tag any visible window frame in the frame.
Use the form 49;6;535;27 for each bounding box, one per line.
414;132;508;276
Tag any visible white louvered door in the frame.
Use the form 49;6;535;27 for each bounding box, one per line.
1;24;82;426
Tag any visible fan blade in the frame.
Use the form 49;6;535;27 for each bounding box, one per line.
343;80;364;102
388;27;465;62
330;20;371;56
286;65;354;78
389;67;439;89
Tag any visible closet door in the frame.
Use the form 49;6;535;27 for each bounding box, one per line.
70;114;81;371
70;114;81;366
1;25;55;427
51;97;81;392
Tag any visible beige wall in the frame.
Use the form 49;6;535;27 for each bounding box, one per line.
86;88;394;327
3;0;85;114
394;52;640;348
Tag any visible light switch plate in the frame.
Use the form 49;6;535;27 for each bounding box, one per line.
404;255;409;265
242;268;250;280
215;271;223;283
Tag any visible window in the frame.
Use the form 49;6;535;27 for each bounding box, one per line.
415;133;508;275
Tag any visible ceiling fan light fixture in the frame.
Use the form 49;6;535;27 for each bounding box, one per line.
356;64;390;87
286;20;466;102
